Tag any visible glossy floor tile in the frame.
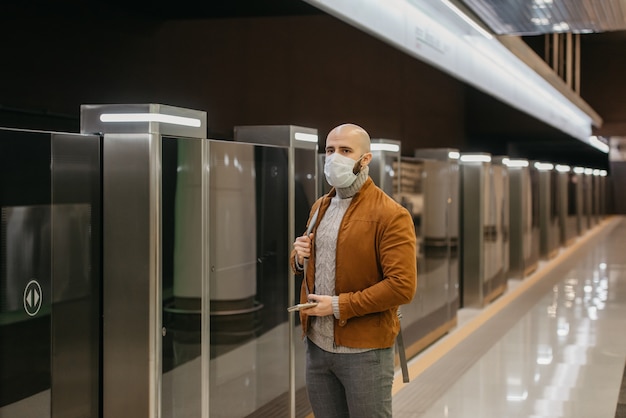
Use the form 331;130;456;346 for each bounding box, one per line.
394;217;626;418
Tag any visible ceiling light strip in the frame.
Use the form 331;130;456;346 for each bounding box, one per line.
100;113;202;127
294;132;319;143
371;143;401;152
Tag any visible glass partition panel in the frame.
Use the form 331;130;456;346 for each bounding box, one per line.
421;159;452;333
208;141;290;417
161;136;204;418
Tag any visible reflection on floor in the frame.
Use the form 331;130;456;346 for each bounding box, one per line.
392;216;626;418
162;322;307;418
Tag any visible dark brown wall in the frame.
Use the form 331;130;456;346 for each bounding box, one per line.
523;32;626;137
581;32;626;136
0;14;466;154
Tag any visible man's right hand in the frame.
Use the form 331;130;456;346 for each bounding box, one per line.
293;233;314;266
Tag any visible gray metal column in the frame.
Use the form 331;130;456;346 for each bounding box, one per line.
81;104;207;418
573;167;587;235
459;153;500;308
507;159;533;278
491;156;510;285
555;165;577;247
536;162;559;259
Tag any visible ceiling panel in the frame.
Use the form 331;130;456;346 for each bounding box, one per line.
459;0;626;35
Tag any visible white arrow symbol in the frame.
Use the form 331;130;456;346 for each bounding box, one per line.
24;280;42;316
27;288;40;308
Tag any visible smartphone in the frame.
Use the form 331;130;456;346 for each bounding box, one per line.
287;302;318;312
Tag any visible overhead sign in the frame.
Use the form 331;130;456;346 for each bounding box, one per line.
23;280;42;317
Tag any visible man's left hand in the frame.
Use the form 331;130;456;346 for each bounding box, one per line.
303;294;334;317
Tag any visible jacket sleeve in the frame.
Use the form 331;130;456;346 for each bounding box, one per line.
290;248;304;275
338;205;417;319
290;199;323;275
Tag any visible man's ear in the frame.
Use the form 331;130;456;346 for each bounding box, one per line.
361;152;373;166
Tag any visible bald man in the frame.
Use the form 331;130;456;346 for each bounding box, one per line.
291;123;417;417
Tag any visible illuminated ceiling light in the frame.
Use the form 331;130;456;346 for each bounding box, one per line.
531;17;550;25
294;132;319;143
460;154;491;163
600;170;608;177
552;22;570;32
573;167;585;174
507;391;529;402
370;143;400;152
448;151;460;160
555;164;571;172
589;136;610;153
504;159;529;167
534;162;554;171
584;168;593;175
99;113;202;127
593;169;600;176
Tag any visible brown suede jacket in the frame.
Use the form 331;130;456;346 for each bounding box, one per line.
290;177;417;349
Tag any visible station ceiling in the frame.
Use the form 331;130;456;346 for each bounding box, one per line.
3;0;623;168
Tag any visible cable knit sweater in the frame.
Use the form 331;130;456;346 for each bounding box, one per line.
308;167;370;353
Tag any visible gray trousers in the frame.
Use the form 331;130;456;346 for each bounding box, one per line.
305;339;394;418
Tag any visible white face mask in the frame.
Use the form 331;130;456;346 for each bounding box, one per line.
324;153;363;188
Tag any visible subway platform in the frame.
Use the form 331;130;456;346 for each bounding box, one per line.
389;216;626;418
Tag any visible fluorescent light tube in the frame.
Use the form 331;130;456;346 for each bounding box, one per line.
534;162;554;171
589;136;610;153
371;143;400;152
460;154;491;163
504;159;529;168
294;132;319;143
99;113;202;127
